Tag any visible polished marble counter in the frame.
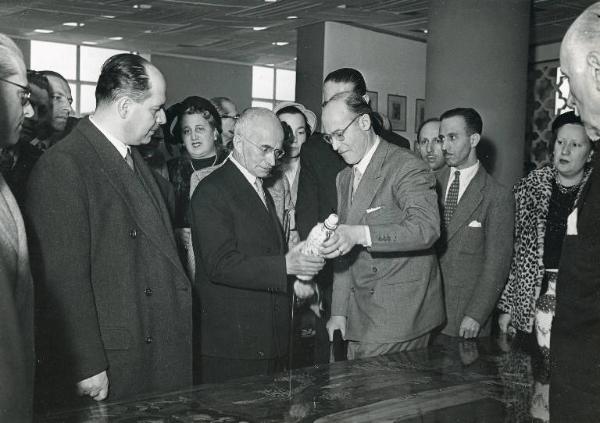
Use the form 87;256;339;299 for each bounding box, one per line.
37;335;549;422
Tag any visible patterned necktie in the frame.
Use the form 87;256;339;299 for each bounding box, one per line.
352;167;362;202
125;148;135;171
444;170;461;227
254;178;268;208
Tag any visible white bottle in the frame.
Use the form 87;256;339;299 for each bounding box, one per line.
297;213;338;281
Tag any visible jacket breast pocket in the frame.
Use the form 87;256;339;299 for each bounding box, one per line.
101;326;131;351
459;226;484;255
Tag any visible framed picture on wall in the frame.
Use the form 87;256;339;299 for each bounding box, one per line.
387;94;407;131
415;98;425;132
367;90;378;112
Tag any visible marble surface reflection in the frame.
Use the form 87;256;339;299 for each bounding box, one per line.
37;334;549;422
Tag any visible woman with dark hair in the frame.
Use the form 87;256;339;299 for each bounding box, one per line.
498;111;594;361
272;101;317;204
166;96;228;278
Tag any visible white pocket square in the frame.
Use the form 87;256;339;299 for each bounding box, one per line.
567;208;578;235
366;206;383;214
468;220;482;228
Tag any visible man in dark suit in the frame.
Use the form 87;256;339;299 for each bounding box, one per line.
551;4;600;420
190;108;325;383
26;54;193;410
0;33;35;423
321;91;444;359
436;108;513;339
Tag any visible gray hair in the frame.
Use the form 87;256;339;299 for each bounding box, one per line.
0;34;24;79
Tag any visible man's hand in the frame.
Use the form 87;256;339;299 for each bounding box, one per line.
320;225;366;259
293;280;315;299
76;370;109;401
459;316;480;339
326;315;347;341
498;313;513;334
285;241;325;277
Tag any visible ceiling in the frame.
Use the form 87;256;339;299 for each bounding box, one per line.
0;0;594;69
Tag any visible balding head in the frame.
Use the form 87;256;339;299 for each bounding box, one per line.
560;2;600;140
232;108;284;178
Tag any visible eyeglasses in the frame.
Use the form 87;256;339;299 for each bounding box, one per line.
0;77;31;107
322;114;361;145
221;114;240;120
241;134;285;160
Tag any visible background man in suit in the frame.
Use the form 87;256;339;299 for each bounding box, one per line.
436;108;513;339
0;32;35;423
190;108;325;383
37;70;75;148
26;54;193;410
416;118;445;172
551;3;600;419
321;91;444;359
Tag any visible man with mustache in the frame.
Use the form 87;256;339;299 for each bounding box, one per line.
435;108;513;339
190;108;325;383
0;32;35;422
416;118;446;172
26;53;193;410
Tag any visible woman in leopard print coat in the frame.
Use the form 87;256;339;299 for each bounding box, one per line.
497;112;593;343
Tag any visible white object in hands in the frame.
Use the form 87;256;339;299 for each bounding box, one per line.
297;213;339;280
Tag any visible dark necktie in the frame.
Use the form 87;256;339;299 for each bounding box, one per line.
444;170;461;227
125;149;135;171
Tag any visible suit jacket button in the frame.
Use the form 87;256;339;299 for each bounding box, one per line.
266;247;272;253
350;287;355;293
129;229;137;238
258;351;265;358
369;288;375;295
145;288;153;296
372;266;378;273
145;336;153;344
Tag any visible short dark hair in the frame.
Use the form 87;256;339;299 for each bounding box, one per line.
95;53;152;105
39;70;69;87
440;107;483;135
275;105;311;137
325;91;382;135
324;68;367;96
27;70;50;92
417;118;440;141
550;111;593;153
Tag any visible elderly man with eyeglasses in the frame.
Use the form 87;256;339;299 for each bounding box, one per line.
189;107;325;383
0;33;35;422
319;91;444;359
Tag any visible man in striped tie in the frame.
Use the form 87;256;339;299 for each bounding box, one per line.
435;108;513;340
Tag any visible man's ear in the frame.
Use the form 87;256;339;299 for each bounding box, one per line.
587;51;600;91
363;93;370;105
116;97;130;119
358;113;372;131
588;148;595;163
470;133;481;148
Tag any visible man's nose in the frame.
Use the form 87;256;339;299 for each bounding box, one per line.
266;152;276;166
23;101;34;119
426;140;433;153
156;109;166;125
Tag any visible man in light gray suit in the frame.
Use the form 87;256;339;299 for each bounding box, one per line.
321;91;444;359
0;33;35;422
436;108;513;339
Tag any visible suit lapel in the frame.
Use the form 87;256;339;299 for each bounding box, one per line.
347;141;387;224
79;118;187;281
337;168;352;223
0;175;18;253
446;166;485;241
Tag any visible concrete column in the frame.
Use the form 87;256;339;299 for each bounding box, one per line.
425;0;531;186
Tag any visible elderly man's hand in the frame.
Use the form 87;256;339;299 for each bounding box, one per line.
293;280;315;299
320;225;366;259
76;370;109;401
285;241;325;277
459;316;481;339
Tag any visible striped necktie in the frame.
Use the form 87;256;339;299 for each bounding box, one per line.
444;170;460;227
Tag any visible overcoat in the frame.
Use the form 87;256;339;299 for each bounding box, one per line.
26;117;192;408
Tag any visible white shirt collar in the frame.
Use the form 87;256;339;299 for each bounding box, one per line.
446;160;480;203
229;153;258;186
354;136;380;175
89;115;130;159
